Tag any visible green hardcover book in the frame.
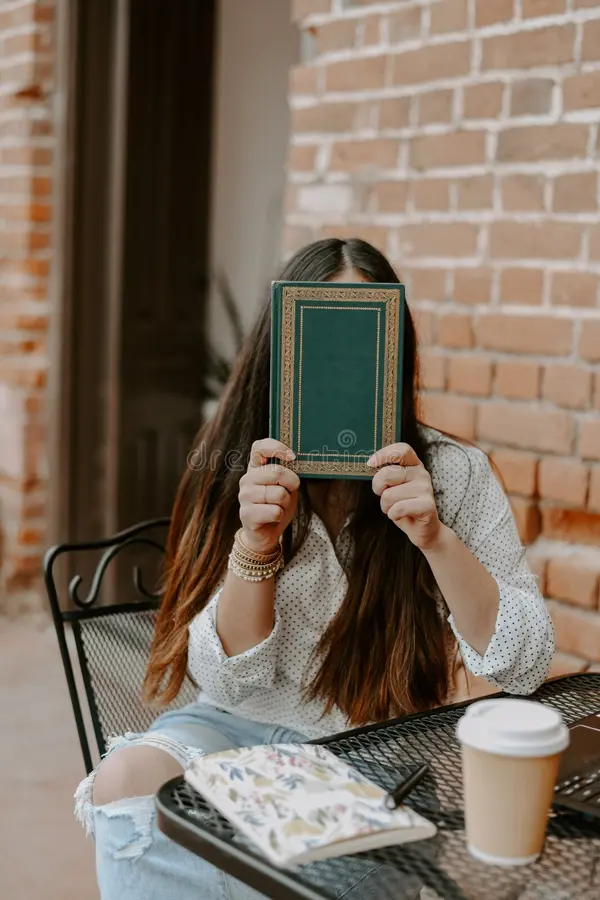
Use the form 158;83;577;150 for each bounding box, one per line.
270;281;405;479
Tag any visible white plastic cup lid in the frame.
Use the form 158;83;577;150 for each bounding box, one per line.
456;698;570;758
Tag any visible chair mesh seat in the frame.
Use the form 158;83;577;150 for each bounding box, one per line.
77;609;198;754
44;517;189;771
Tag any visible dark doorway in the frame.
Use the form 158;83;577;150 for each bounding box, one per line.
58;0;216;546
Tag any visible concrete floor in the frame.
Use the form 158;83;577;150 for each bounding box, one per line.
0;617;97;900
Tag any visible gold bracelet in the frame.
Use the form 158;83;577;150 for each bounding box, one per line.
228;530;284;582
235;529;281;561
227;551;284;582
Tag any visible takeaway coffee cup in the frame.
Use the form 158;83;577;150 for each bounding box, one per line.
456;699;569;866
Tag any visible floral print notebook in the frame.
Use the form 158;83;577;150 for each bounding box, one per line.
184;743;436;868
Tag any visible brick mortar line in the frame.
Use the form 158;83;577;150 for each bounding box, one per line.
288;113;599;131
298;3;600;28
0;27;48;40
0;218;52;228
289;117;600;133
288;187;600;207
288;120;596;136
0;111;52;122
0;53;51;67
0;0;48;8
0;49;54;64
418;294;600;318
292;171;600;182
289;210;600;224
304;69;600;92
411;296;599;321
421;390;597;413
0;168;54;178
0;26;45;40
0;360;49;371
288;163;600;180
414;342;599;364
424;353;599;377
300;13;600;62
288;158;600;170
291;214;600;230
308;65;599;88
0;294;50;306
289;104;600;124
291;86;600;109
0;286;48;298
0;134;54;143
288;155;600;174
290;195;600;220
294;180;599;204
290;79;600;108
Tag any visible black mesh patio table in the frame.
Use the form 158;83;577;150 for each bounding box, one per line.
156;673;600;899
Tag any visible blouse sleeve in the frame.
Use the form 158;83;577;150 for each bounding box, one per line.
446;448;554;694
187;590;281;707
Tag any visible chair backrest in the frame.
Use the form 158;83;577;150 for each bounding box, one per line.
44;518;197;774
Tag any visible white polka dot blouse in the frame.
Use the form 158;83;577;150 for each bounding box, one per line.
188;427;554;741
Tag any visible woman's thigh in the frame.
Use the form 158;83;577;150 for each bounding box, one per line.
146;703;309;754
76;704;309;834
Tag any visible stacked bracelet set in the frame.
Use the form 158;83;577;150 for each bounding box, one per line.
227;529;284;582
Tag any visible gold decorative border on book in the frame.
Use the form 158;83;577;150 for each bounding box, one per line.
281;459;373;477
383;293;399;449
280;286;400;458
280;290;296;449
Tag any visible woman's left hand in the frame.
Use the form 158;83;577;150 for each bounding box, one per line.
369;443;442;552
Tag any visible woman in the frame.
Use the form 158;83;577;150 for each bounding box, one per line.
77;238;554;899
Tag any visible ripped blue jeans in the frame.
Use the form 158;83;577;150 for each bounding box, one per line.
76;704;427;899
75;703;309;900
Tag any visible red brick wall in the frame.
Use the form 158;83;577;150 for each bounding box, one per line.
287;0;600;674
0;0;54;612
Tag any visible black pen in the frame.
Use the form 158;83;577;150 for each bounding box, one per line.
385;764;430;810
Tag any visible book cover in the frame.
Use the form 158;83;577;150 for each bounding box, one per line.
184;743;436;868
270;281;405;479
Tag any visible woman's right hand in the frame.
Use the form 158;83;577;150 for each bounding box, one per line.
238;439;301;554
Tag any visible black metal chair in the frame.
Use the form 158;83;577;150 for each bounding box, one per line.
44;517;197;775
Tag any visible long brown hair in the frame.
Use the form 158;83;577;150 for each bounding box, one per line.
144;238;451;723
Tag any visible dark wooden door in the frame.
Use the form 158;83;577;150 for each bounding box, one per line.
114;0;215;530
65;0;216;549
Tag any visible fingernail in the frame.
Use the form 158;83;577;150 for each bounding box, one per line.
286;450;296;460
367;454;377;467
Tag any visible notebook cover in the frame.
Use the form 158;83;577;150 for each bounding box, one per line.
270;281;405;479
184;743;436;868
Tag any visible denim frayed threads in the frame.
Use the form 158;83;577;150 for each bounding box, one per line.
74;731;203;838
